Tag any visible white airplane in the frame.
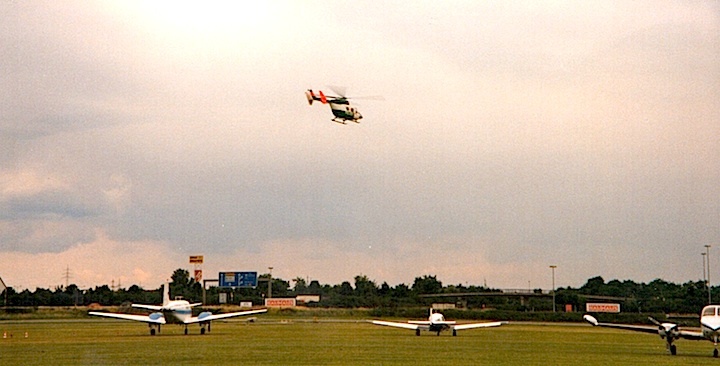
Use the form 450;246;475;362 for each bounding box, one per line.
89;282;267;335
371;308;506;336
584;304;720;357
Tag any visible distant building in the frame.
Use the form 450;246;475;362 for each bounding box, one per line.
296;295;320;304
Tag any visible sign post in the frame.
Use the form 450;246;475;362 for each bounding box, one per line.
190;255;204;283
219;272;258;288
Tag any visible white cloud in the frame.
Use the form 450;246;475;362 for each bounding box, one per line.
0;169;72;198
0;230;181;290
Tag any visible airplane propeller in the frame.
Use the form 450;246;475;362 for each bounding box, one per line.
649;317;679;338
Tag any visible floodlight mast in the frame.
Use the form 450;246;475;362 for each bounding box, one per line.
549;265;557;313
0;276;7;306
706;245;712;304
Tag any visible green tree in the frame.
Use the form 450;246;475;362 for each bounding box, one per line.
307;280;322;294
412;275;443;294
87;285;114;305
354;275;378;297
579;276;605;294
338;281;354;296
169;268;201;301
292;277;308;294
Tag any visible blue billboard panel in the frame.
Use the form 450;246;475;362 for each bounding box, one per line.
219;272;258;288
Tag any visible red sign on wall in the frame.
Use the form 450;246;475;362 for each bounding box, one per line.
265;298;296;308
586;303;620;313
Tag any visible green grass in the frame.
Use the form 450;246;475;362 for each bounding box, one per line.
0;319;715;365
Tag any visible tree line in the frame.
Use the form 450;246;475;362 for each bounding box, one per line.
0;269;713;314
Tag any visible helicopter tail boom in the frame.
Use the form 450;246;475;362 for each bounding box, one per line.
305;89;330;105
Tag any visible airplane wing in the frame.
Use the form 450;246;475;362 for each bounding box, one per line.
132;304;163;311
453;321;507;330
583;314;659;334
184;309;268;324
371;320;421;330
130;303;201;312
678;329;706;340
89;311;166;324
584;314;706;342
408;320;439;325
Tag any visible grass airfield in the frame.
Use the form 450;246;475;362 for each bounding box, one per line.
0;318;715;365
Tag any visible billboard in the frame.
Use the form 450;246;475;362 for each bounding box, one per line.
189;255;204;264
586;303;621;313
219;272;258;288
265;298;296;308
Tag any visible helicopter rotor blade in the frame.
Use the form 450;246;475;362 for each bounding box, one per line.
326;85;383;101
347;95;385;101
327;85;347;98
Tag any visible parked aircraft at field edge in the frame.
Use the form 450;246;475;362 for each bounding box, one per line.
584;304;720;357
371;308;506;336
89;281;267;335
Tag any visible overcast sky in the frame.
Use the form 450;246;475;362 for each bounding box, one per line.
1;1;718;291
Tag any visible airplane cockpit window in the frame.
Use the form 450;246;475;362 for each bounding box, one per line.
703;306;717;317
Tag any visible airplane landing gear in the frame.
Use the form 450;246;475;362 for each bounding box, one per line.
714;348;718;358
149;324;160;336
665;338;677;356
415;329;420;336
452;329;457;337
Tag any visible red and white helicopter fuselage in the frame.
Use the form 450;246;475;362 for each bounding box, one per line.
306;89;362;124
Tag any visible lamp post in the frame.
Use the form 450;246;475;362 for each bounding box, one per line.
703;252;707;290
706;245;712;304
549;265;557;313
268;266;273;299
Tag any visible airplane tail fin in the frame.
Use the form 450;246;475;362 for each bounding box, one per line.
162;281;170;306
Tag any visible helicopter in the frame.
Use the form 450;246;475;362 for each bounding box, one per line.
305;87;381;124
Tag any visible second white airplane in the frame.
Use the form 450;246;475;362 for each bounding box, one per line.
584;304;720;357
372;308;506;336
89;281;267;335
